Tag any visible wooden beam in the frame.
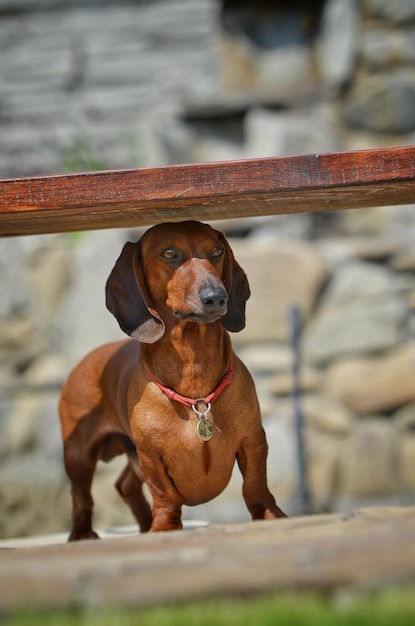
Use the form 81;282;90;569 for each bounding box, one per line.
1;146;415;237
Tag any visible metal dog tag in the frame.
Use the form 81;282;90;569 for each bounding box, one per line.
196;416;214;441
192;401;214;441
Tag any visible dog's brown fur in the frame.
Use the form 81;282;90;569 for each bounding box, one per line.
59;221;286;539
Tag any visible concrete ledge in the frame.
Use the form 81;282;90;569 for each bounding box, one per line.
1;507;414;610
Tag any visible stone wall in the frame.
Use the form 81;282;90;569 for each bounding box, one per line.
0;0;218;177
1;0;415;538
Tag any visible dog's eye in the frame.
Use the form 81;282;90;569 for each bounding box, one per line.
211;246;224;258
161;248;178;260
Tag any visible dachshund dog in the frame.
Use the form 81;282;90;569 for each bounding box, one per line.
59;221;286;540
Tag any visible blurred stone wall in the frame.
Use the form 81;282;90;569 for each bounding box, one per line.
1;0;415;538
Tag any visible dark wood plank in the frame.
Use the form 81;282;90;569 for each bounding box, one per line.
1;146;415;236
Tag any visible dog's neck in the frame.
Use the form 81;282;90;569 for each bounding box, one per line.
141;320;233;400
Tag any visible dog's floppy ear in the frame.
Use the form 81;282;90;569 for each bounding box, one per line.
106;241;165;343
217;231;251;332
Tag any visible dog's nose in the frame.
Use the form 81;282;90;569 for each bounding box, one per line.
199;285;228;313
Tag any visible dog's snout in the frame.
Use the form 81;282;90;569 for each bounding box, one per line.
199;285;228;313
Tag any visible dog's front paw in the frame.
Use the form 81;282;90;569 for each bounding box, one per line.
68;529;100;542
264;505;288;520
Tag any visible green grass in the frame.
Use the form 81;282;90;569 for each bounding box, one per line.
61;137;108;173
5;588;415;626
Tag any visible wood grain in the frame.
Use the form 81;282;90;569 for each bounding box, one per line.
1;146;415;236
1;508;415;610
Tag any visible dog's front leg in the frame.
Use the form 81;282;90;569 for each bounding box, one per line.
237;429;287;520
138;450;184;531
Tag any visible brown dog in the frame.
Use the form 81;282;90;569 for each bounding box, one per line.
59;221;286;539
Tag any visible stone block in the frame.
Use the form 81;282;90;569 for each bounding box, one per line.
231;239;328;343
58;229;130;367
305;429;343;510
393;401;415;432
363;0;415;24
303;394;355;436
243;106;341;160
4;393;40;454
338;419;399;496
236;343;293;374
317;0;360;88
362;29;415;69
267;367;322;396
303;261;407;365
344;71;415;133
398;435;415;491
324;344;415;415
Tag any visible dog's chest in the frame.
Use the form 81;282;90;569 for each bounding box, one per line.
147;408;238;505
167;441;236;506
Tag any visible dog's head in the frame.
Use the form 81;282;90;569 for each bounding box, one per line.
105;221;250;343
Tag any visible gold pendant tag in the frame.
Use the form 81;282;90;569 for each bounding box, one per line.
197;416;214;441
192;400;214;441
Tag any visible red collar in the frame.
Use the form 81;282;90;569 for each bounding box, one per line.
145;358;233;408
